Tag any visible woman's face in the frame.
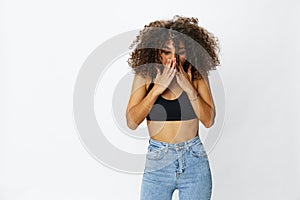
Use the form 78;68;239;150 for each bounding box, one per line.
159;39;187;67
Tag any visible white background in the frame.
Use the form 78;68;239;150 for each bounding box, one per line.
1;0;300;199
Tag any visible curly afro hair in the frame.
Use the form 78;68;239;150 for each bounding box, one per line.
127;15;221;80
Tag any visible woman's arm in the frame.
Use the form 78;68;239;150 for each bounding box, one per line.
126;62;177;130
175;63;216;128
125;74;160;130
187;77;216;128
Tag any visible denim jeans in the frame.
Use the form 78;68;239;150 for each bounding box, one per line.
140;135;212;200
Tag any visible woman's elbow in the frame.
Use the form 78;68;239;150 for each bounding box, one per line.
126;112;138;130
202;118;215;128
200;108;216;128
127;120;138;130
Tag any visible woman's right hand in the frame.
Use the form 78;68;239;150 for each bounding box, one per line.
153;58;177;95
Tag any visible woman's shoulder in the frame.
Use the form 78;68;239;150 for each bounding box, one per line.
131;73;152;92
133;73;152;83
192;76;210;90
192;79;199;90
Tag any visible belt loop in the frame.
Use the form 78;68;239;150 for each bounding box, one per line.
185;141;190;151
165;143;169;153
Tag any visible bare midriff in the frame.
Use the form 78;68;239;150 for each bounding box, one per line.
146;118;199;144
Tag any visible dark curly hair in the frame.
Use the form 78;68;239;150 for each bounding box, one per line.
127;15;221;80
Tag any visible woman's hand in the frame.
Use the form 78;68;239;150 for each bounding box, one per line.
175;62;195;94
153;58;177;95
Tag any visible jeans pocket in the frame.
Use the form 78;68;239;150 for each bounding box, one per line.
146;145;166;160
189;142;208;159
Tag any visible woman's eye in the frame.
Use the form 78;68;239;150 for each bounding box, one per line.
179;51;186;55
162;50;171;54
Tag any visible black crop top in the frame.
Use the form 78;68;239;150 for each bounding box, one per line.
145;81;197;121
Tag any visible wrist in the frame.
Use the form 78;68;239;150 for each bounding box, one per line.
186;89;199;101
185;85;197;97
188;93;199;101
151;84;163;96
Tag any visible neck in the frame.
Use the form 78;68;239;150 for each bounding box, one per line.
166;78;181;92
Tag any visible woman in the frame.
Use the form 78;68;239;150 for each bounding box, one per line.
126;15;220;200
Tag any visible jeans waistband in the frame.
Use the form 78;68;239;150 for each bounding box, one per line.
148;135;201;150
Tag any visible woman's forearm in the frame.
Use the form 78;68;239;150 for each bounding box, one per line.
186;89;215;128
126;85;160;130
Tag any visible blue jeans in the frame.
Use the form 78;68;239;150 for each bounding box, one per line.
140;135;212;200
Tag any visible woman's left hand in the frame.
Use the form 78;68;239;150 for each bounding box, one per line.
175;62;195;94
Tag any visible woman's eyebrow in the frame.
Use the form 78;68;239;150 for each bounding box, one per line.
162;46;185;50
162;46;172;50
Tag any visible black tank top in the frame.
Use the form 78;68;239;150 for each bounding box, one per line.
145;80;197;121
